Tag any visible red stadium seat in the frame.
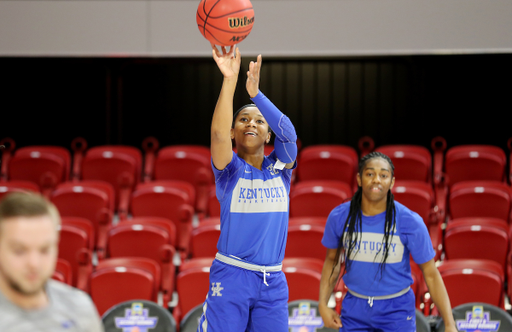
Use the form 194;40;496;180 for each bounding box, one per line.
58;220;93;292
288;216;327;227
8;146;71;196
282;257;323;274
51;181;114;256
444;218;509;269
179;257;215;273
91;257;160;316
436;259;505;309
284;266;322;302
283;258;325;303
81;146;142;217
106;219;176;307
445;145;507;186
61;216;95;251
174;262;211;325
122;217;177;247
190;217;221;258
296;145;359;189
0;180;40;200
392;181;437;225
285;222;326;261
449;181;511;222
52;258;73;286
375;145;432;183
130;180;195;259
154;145;213;215
289;180;351;218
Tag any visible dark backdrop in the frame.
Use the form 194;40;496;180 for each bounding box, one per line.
1;54;511;154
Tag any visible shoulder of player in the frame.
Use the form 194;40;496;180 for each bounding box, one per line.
47;280;95;310
394;201;423;225
328;201;351;220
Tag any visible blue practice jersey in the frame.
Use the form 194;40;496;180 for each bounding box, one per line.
322;201;435;296
212;150;294;266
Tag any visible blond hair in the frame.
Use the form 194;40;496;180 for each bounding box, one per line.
0;192;61;227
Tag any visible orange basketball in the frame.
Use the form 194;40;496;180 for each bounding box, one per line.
196;0;255;47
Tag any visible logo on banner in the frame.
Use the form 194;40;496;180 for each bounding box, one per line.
288;302;324;332
114;302;158;332
455;306;500;332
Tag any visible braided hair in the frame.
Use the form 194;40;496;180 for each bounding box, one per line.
332;152;397;279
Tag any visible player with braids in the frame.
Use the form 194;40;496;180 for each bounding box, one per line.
339;152;398;279
319;152;457;332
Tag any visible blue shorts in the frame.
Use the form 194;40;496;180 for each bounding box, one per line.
340;288;416;332
197;259;289;332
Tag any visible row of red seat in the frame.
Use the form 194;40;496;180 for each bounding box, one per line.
2;136;511;214
52;211;512;318
3;175;509;265
52;254;510;327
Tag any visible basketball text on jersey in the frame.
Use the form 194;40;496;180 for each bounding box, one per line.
343;232;405;263
230;177;288;213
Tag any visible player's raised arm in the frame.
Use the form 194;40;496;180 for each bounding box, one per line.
210;44;241;170
246;55;297;169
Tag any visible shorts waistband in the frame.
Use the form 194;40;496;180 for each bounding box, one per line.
347;286;411;301
215;253;282;272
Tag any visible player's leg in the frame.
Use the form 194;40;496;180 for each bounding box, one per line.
197;260;255;332
246;271;289;332
372;289;416;332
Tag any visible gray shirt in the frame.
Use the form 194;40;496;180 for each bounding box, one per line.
0;279;104;332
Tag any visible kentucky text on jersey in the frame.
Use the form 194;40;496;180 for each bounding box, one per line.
344;232;405;263
231;178;288;213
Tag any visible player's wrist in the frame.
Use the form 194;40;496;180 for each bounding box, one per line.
223;76;238;84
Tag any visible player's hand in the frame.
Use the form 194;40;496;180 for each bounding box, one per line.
246;54;261;98
212;43;241;79
319;304;342;329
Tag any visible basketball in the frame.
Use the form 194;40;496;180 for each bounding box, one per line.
196;0;255;46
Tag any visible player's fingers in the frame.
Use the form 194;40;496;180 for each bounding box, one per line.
221;46;227;55
235;47;241;62
335;316;343;327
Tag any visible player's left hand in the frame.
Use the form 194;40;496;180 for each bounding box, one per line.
246;54;262;98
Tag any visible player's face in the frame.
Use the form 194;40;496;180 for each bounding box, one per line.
231;107;271;148
0;215;58;296
357;157;395;204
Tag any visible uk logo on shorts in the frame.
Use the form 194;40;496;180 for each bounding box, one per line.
211;282;224;296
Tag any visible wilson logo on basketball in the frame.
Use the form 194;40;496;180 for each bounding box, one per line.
228;16;254;29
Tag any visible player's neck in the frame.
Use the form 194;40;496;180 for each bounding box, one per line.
241;153;264;170
0;276;49;310
360;197;387;216
237;146;265;170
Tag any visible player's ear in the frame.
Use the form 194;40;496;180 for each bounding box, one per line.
230;128;235;140
390;176;395;190
356;173;362;187
265;131;271;144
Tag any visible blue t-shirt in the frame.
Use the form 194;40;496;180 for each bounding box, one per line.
322;201;435;296
212;150;294;266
